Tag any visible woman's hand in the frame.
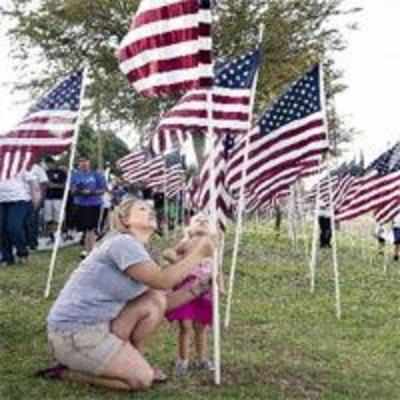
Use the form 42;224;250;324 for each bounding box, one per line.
162;249;178;264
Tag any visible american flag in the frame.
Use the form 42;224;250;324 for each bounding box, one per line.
196;135;235;230
374;194;400;225
117;149;147;180
0;71;84;181
226;64;329;194
146;155;167;189
152;49;261;154
117;0;212;97
336;144;400;222
166;163;186;198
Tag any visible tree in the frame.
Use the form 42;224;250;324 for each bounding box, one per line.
65;122;129;171
1;0;361;153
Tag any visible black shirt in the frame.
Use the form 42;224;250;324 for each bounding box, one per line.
46;168;67;200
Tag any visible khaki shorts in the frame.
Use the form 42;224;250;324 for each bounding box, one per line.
48;323;124;376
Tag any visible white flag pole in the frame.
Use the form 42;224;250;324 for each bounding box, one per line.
297;181;309;259
327;165;342;319
206;89;222;385
224;24;265;329
45;67;89;298
309;164;322;293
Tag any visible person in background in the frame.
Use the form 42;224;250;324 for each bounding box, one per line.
111;177;128;208
71;158;106;258
0;170;41;266
44;157;67;245
318;204;332;249
25;162;48;250
374;223;386;256
392;213;400;261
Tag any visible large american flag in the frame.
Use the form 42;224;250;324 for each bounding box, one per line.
226;64;329;195
152;49;261;154
117;0;212;97
336;144;400;222
0;71;84;181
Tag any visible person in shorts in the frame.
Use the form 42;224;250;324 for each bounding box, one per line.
43;198;216;391
44;157;67;244
393;213;400;261
71;158;106;258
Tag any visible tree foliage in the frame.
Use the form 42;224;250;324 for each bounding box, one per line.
1;0;361;151
65;122;129;170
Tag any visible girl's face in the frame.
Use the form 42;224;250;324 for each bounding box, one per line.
189;215;211;236
125;200;157;233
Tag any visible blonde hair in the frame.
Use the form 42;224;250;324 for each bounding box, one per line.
110;197;141;234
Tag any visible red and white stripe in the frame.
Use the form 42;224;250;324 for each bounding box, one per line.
117;150;147;175
196;140;234;230
146;155;166;189
374;193;400;224
336;171;400;222
226;113;328;193
0;111;78;181
166;164;185;198
117;0;212;97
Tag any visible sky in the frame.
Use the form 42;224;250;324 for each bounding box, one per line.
0;1;400;165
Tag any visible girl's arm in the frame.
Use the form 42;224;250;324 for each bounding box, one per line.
125;236;215;290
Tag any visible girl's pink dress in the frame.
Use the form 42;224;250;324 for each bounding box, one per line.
165;259;213;326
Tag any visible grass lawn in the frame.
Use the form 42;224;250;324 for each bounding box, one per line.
1;224;400;399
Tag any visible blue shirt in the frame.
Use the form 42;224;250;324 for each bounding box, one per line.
71;169;106;207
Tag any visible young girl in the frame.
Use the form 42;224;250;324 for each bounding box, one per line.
164;213;216;376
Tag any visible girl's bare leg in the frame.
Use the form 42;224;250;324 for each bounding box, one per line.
178;320;193;361
194;322;209;362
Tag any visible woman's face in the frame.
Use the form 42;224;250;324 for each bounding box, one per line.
125;201;157;233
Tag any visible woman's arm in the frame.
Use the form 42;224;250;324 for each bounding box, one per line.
125;236;215;290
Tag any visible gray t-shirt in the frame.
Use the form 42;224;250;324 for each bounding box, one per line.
47;233;151;332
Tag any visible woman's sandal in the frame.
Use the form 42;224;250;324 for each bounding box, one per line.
153;368;168;384
35;364;67;380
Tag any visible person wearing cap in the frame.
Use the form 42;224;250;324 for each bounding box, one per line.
318;203;332;249
71;158;106;258
44;157;68;245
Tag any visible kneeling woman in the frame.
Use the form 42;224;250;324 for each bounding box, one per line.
46;198;215;391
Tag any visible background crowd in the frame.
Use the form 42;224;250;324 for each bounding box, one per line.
0;156;184;266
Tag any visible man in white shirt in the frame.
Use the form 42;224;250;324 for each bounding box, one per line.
0;171;41;266
25;163;48;250
392;214;400;261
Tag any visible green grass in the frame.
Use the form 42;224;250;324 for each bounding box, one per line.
1;224;400;399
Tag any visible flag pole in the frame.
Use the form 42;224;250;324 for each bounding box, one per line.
206;89;222;385
297;181;309;260
224;24;265;328
327;163;342;319
163;166;169;238
45;67;89;298
309;164;322;293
